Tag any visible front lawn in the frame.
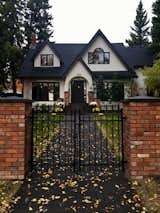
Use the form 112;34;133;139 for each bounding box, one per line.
0;180;22;212
132;177;160;212
33;111;64;159
96;113;123;163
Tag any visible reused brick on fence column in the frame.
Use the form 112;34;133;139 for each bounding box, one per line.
123;96;160;180
0;97;32;180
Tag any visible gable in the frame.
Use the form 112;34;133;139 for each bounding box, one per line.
34;44;61;67
64;61;93;91
82;35;127;72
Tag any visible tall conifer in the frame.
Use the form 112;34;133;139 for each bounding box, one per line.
25;0;53;49
151;0;160;53
126;1;150;47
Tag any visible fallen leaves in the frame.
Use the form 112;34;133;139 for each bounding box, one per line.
0;181;22;212
41;187;49;191
94;199;101;208
59;183;65;189
51;195;61;200
67;180;77;188
82;198;92;204
132;177;160;212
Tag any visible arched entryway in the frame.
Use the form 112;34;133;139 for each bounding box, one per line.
71;78;86;103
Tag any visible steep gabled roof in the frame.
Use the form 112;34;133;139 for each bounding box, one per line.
19;43;85;79
33;41;64;65
63;29;136;77
19;30;153;79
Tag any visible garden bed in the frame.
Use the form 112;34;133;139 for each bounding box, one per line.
0;180;22;212
132;177;160;212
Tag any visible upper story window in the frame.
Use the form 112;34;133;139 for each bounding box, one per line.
88;48;110;64
41;54;54;66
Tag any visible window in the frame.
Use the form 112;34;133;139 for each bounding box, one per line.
95;81;124;101
32;82;59;101
88;48;110;64
41;54;54;66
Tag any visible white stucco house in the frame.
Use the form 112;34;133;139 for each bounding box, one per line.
20;30;153;106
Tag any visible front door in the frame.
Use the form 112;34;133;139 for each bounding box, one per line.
71;80;84;103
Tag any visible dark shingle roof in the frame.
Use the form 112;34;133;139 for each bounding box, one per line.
113;44;153;68
19;30;153;79
92;71;137;79
19;43;85;78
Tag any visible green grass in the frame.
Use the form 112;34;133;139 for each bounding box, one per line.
96;113;122;161
33;112;63;159
132;177;160;212
0;180;22;212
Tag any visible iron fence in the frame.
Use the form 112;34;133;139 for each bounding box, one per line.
31;106;124;174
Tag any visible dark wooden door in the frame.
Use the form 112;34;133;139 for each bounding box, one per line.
71;80;84;103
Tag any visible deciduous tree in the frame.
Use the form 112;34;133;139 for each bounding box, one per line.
144;58;160;96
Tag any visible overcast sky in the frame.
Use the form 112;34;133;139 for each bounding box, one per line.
49;0;154;44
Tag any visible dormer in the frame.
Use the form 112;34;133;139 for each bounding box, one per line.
82;30;129;72
34;44;61;67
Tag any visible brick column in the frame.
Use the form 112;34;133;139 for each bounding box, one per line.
123;97;160;180
88;91;94;103
0;98;32;180
64;91;69;106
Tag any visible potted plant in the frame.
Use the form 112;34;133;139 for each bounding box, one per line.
55;98;64;112
89;101;100;112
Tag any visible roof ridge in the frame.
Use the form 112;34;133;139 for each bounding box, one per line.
51;43;87;45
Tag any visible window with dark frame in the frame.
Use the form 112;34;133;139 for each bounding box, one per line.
95;81;124;101
32;82;59;101
88;48;110;64
40;54;54;66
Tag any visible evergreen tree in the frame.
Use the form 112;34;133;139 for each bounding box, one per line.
151;0;160;53
126;0;150;47
25;0;53;49
0;0;25;92
1;0;25;47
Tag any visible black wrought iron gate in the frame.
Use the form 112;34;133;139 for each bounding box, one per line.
32;107;124;174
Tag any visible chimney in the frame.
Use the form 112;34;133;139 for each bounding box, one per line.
30;33;36;49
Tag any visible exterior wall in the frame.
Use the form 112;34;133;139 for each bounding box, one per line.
60;80;64;99
135;69;147;96
82;36;127;72
64;61;93;103
0;99;32;180
34;44;61;67
123;98;160;180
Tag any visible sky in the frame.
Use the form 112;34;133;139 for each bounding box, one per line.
49;0;154;44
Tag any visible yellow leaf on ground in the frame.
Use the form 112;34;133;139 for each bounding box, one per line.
68;180;77;187
59;184;65;189
82;199;92;204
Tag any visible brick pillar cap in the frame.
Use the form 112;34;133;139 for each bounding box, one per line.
0;96;32;103
123;96;160;103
